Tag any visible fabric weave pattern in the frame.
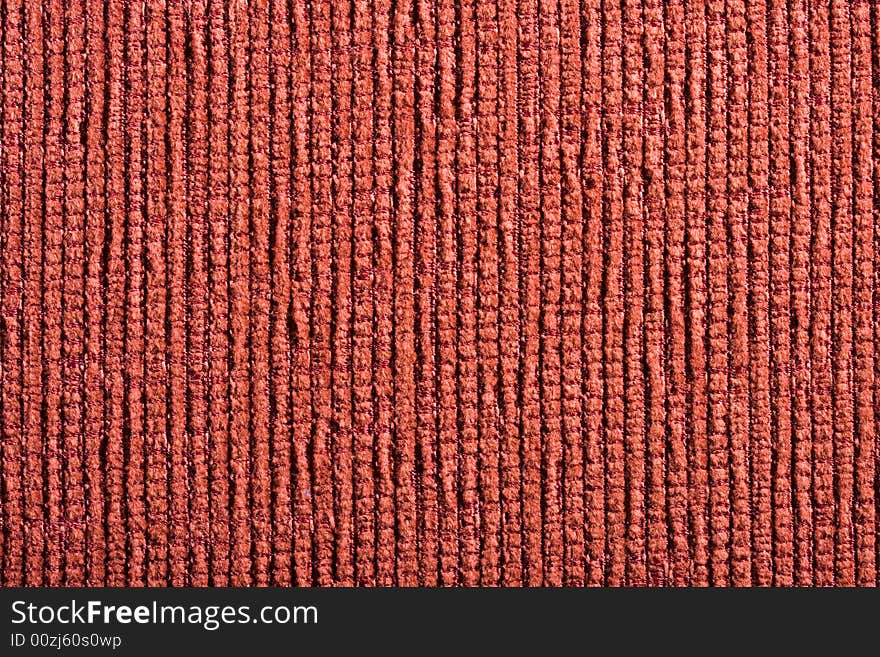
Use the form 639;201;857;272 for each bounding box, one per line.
0;0;878;586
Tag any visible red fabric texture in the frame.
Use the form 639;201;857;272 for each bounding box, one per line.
0;0;878;585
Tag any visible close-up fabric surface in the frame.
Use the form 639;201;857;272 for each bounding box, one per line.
0;0;878;587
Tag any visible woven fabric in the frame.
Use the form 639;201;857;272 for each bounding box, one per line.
0;0;878;586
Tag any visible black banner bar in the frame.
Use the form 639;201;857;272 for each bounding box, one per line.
0;587;874;654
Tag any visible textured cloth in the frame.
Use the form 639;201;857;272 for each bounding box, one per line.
0;0;878;586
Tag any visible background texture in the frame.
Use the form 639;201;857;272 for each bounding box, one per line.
1;0;879;586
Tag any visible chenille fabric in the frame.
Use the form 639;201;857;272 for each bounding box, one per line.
0;0;878;586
